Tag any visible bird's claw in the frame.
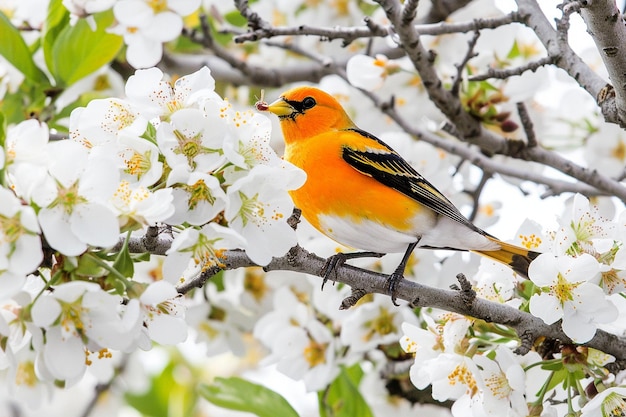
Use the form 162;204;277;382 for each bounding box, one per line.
386;272;403;306
320;253;347;290
320;251;385;291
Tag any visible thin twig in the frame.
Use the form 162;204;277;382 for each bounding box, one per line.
468;56;556;82
516;101;538;148
232;13;524;44
451;29;481;96
466;170;493;222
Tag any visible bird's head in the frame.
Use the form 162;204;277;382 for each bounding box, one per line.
264;86;355;142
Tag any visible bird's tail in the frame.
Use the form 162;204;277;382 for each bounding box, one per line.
473;236;540;278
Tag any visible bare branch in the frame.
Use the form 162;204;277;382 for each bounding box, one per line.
402;0;420;25
516;101;538;148
425;0;473;23
171;244;626;361
578;0;626;125
231;12;524;44
468;56;555;82
451;29;481;96
516;0;621;125
374;0;517;155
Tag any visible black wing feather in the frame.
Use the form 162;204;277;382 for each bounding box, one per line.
341;128;487;236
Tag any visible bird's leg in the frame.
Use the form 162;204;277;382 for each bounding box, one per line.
387;241;419;306
321;251;385;289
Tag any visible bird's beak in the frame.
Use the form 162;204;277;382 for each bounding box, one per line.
266;98;295;117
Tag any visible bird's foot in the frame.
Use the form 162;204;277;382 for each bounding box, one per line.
385;241;419;306
386;271;404;306
320;251;384;290
321;253;347;289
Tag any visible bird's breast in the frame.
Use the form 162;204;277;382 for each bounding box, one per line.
284;134;435;252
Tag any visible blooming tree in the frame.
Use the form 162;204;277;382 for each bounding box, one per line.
2;0;626;416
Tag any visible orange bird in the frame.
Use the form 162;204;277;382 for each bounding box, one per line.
261;86;539;303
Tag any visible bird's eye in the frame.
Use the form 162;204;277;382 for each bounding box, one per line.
302;97;316;110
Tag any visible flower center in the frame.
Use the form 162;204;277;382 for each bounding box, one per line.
303;340;328;367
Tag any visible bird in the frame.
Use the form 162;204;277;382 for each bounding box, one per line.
259;86;539;304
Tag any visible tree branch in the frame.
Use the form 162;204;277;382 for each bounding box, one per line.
578;0;626;125
171;244;626;361
516;0;622;125
468;56;556;82
230;0;521;44
374;0;525;155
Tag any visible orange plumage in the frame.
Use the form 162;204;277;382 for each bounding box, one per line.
264;86;538;301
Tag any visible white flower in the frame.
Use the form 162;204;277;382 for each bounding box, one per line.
252;282;337;388
33;141;121;256
400;321;440;360
4;119;50;201
529;253;618;342
117;133;163;187
253;287;312;346
62;0;115;17
139;280;187;345
157;108;226;173
473;261;517;305
340;295;418;353
346;54;400;91
166;171;227;226
412;352;480;402
163;223;245;285
280;319;339;392
402;313;479;402
473;347;527;417
0;187;42;275
111;181;174;229
585;122;626;177
70;98;147;147
554;193;616;257
225;163;306;265
218;106;280;169
125;67;217;119
109;0;200;68
603;246;626;294
186;283;251;357
580;387;626;417
5;346;52;408
4;119;49;168
30;282;138;381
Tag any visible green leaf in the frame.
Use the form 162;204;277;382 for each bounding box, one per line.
51;10;122;86
112;233;135;279
545;369;566;392
319;366;373;417
42;0;70;77
199;377;299;417
75;254;108;278
507;40;520;60
126;359;198;417
0;111;6;148
140;121;158;145
224;10;248;27
0;12;47;83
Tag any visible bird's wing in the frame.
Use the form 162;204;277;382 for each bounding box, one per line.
341;128;486;235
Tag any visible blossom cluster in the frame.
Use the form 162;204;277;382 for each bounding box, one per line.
396;193;626;417
0;66;304;399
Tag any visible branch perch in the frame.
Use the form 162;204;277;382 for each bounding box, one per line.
578;0;626;126
167;243;626;361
